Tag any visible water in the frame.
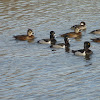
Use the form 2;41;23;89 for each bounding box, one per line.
0;0;100;100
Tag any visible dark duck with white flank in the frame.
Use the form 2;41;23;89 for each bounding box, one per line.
72;41;93;56
50;36;70;49
37;31;56;44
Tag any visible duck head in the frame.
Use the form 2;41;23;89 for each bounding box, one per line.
27;29;34;36
84;41;91;50
80;22;86;26
50;31;56;39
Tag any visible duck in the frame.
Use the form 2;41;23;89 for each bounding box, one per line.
91;38;100;43
37;31;56;44
71;21;86;31
61;28;81;38
90;29;100;34
50;36;70;49
13;29;34;41
72;41;93;56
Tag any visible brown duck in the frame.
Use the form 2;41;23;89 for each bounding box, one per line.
91;38;100;43
61;28;81;38
13;29;34;41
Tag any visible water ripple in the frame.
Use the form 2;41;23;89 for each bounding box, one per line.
0;0;100;100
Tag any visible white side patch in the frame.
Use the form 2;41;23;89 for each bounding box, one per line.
75;51;86;56
39;40;51;44
52;45;65;49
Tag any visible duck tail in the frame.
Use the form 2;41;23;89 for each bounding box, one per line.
60;34;66;37
37;40;39;43
13;36;17;39
90;38;95;41
90;38;93;40
72;50;76;53
90;31;95;34
50;45;53;48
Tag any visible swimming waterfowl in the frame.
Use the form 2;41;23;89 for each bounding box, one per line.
61;28;81;38
90;29;100;34
50;36;70;49
37;31;56;44
72;41;93;56
91;38;100;42
71;21;86;30
13;29;34;41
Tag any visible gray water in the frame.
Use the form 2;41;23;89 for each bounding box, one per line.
0;0;100;100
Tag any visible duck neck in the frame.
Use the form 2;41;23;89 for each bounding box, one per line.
75;28;79;33
51;38;56;45
50;34;55;39
50;34;56;45
27;32;33;36
84;46;89;51
65;39;70;47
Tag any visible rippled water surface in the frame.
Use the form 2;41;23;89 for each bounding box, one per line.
0;0;100;100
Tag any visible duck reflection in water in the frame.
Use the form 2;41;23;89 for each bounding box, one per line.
65;46;70;53
74;35;82;41
85;55;92;60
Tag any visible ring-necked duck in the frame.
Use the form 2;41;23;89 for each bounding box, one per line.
13;29;34;41
37;31;56;44
72;41;93;56
90;29;100;34
61;28;81;38
71;21;86;30
91;38;100;42
50;36;70;49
